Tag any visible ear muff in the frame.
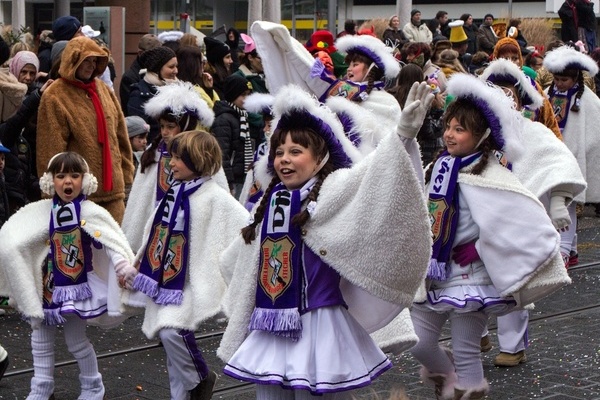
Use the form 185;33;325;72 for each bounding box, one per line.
38;152;99;197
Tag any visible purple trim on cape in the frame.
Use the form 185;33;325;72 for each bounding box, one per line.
337;112;362;147
469;96;505;149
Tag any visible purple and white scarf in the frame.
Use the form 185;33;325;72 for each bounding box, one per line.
249;178;315;340
427;152;481;281
134;176;207;305
155;141;174;206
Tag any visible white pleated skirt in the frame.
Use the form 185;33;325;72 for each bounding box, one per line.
224;305;392;394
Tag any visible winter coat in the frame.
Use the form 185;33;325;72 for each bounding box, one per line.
37;43;53;74
0;67;27;123
37;37;134;208
477;24;498;54
464;23;479;55
211;100;262;187
119;57;142;116
382;28;409;52
127;76;160;141
403;22;432;44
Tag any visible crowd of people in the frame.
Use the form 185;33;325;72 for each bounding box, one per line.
0;6;596;399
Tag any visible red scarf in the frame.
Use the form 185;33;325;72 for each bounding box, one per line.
63;78;113;191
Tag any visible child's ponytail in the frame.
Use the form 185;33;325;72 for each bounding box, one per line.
241;176;281;244
140;134;162;173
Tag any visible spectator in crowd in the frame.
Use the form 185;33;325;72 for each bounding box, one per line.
436;49;466;77
559;0;597;52
431;39;452;65
37;30;54;73
204;37;234;100
435;10;450;38
448;20;472;71
180;32;200;47
508;19;531;56
305;30;348;78
525;50;545;73
225;27;242;71
404;9;433;44
119;34;161;116
37;36;134;223
51;15;83;42
460;13;478;55
426;19;448;44
127;45;178;142
176;45;220;109
0;142;11;224
383;15;409;57
0;36;27;123
477;14;498;55
402;41;448;93
125;115;149;173
234;34;267;94
337;19;357;38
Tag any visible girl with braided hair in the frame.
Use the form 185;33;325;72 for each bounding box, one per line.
543;45;600;267
413;74;570;399
217;83;433;398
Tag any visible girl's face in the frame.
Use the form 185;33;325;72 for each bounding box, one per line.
130;134;148;151
553;75;577;92
501;51;521;67
274;133;320;190
160;119;180;141
53;170;83;203
346;60;369;82
160;57;178;80
223;54;233;70
19;64;37;84
169;154;198;181
443;117;479;157
465;16;473;26
232;90;251;109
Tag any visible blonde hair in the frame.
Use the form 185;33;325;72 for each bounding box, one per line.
167;130;222;177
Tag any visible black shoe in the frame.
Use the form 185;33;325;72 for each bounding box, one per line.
0;355;8;382
189;370;218;400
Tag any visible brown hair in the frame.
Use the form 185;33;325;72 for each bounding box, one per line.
167;130;222;177
47;152;88;175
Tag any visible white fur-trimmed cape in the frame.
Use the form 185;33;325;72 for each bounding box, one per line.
0;199;135;326
217;129;432;362
122;179;249;339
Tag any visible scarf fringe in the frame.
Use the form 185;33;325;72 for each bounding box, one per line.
43;308;66;326
155;288;184;305
52;282;92;303
248;307;303;341
132;273;160;298
427;259;448;281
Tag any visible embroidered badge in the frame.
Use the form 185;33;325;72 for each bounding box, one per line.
259;236;295;302
146;224;169;273
161;233;185;284
429;198;451;243
50;228;84;282
158;156;174;193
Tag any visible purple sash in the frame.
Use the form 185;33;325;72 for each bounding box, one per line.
428;152;481;281
134;177;206;305
155;141;174;206
249;181;313;340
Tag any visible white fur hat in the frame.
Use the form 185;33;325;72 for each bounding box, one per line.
335;34;400;80
157;30;184;43
254;85;362;183
479;58;543;109
543;45;599;76
447;73;524;161
244;92;275;117
144;81;215;127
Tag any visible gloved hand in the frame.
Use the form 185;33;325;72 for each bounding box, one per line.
452;241;480;266
398;82;435;139
115;260;138;290
549;195;571;230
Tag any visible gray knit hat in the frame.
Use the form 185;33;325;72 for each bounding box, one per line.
125;116;150;138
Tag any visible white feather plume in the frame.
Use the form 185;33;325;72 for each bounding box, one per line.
543;45;599;76
144;81;215;127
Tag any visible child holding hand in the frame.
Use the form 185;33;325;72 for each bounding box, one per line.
0;151;136;400
123;130;249;400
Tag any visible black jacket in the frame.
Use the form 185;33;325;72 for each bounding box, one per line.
119;58;142;116
127;78;159;142
211;101;262;187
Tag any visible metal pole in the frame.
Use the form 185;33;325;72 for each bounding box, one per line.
328;0;336;34
508;0;513;20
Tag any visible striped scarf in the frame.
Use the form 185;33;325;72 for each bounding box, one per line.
229;102;254;172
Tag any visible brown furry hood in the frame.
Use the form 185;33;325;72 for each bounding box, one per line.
58;36;109;81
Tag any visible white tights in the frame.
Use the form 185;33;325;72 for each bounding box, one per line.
256;385;345;399
28;316;104;400
410;308;487;388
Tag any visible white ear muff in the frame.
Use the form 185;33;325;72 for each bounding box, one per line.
82;172;98;196
39;172;55;196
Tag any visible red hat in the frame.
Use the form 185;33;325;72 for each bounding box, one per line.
305;30;337;55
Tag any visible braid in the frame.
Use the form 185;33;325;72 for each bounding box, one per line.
241;176;281;244
424;149;446;184
470;139;493;175
570;73;585;112
291;166;333;227
140;134;162;173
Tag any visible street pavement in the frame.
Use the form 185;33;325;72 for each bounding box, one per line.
1;207;600;399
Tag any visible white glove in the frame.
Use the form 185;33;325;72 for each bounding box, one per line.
398;81;435;139
115;260;138;290
549;195;571;230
